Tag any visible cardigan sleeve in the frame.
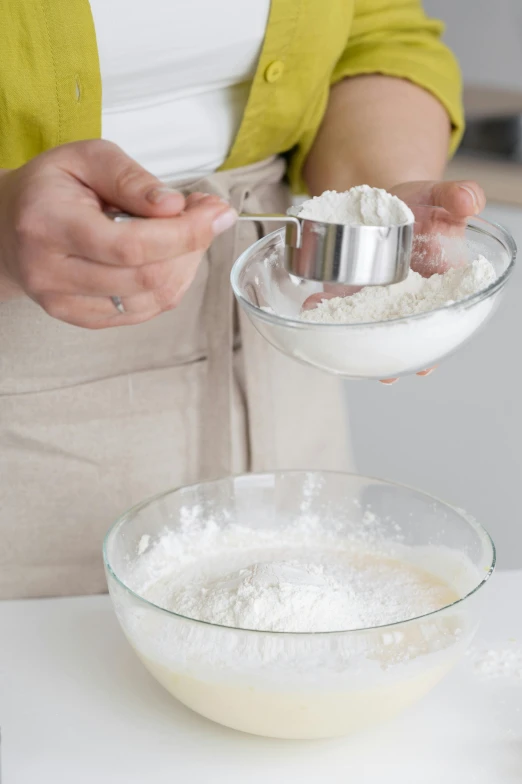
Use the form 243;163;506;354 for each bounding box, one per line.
331;0;464;156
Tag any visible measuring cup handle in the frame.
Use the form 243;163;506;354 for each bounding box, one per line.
238;213;302;248
103;210;302;248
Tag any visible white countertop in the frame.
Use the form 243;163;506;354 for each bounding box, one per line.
2;572;521;783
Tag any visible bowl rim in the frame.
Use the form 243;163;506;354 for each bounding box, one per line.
230;215;517;330
103;470;496;637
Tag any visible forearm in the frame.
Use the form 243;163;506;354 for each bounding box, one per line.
303;75;452;195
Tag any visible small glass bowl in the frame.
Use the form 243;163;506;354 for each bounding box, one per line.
230;209;516;380
104;471;494;739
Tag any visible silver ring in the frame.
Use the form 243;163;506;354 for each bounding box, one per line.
111;296;126;314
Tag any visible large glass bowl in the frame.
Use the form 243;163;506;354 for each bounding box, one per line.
104;471;495;740
230;211;516;379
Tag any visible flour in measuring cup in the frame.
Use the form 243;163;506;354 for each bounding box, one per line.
295;185;414;226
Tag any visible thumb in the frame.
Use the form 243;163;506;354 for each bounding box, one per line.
391;180;485;217
62;140;186;218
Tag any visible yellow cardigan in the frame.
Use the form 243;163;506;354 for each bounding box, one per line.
0;0;463;192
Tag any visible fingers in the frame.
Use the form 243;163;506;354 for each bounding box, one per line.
27;250;203;298
379;367;437;384
36;287;189;330
64;194;237;265
301;286;361;311
4;141;240;331
185;192;212;207
60;140;186;218
36;293;157;329
301;292;337;310
429;180;486;217
391;179;486;218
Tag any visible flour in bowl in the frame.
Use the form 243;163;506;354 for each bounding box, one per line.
301;256;496;324
135;520;457;633
295;185;414;226
164;556;455;633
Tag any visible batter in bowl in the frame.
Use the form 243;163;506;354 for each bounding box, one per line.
122;517;474;738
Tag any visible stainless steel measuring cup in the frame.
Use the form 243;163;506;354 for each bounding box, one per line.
106;211;413;286
237;214;413;286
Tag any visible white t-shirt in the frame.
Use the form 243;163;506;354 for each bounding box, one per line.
89;0;271;182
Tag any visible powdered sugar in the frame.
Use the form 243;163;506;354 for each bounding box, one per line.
301;256;496;325
295;186;414;226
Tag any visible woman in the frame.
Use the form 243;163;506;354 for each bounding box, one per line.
0;0;485;599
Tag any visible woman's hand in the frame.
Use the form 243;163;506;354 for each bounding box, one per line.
382;179;485;383
0;140;237;328
302;179;486;384
390;179;486;220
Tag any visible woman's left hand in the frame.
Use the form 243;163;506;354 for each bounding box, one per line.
380;179;486;383
390;179;486;222
303;179;487;385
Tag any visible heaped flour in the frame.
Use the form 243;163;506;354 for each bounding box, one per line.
295;185;414;226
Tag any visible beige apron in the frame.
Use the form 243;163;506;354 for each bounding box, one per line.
0;157;355;600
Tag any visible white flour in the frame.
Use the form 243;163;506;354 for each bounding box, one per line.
470;645;522;681
301;256;496;325
165;557;453;633
295;185;414;226
259;244;497;378
134;522;458;634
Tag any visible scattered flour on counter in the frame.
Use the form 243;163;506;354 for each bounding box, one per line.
470;644;522;681
301;256;496;324
295;185;414;226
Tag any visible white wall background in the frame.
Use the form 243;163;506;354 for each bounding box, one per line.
424;0;522;91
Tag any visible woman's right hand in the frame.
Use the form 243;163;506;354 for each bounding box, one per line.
0;140;237;328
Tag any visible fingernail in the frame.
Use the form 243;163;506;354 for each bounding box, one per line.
459;185;480;215
212;208;238;236
380;379;398;385
418;368;435;377
147;186;182;205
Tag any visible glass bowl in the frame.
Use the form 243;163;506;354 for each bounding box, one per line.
104;471;495;740
230;209;516;379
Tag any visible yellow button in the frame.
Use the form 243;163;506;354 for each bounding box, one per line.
264;60;285;83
